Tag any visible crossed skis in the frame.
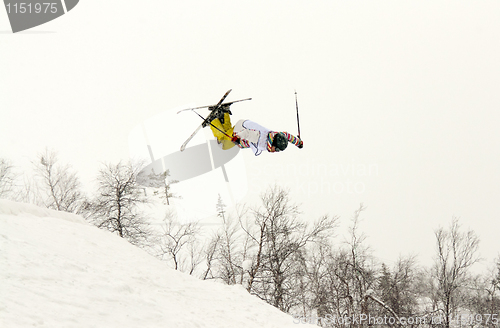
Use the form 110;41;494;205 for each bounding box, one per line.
178;89;251;151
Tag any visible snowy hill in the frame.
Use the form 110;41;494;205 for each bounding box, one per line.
0;200;306;328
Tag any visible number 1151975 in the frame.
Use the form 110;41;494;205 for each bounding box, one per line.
455;314;499;325
6;2;58;14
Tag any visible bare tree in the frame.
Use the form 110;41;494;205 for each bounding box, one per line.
433;218;481;328
84;161;151;246
467;268;500;328
201;196;250;284
303;204;380;326
243;186;338;312
240;204;267;293
496;257;500;290
301;242;330;319
0;158;16;199
186;236;204;275
202;232;222;280
20;149;83;213
158;210;201;272
378;255;421;318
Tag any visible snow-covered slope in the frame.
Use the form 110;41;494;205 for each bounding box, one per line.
0;200;304;328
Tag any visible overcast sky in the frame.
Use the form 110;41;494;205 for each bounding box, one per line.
1;1;499;269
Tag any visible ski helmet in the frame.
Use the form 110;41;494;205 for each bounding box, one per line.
272;133;288;152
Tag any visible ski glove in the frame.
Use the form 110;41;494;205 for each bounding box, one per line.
231;135;241;144
298;140;304;149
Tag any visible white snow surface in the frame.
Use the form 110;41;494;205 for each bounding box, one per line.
0;200;305;328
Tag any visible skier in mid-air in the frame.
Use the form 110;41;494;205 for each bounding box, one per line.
179;89;303;154
207;109;303;156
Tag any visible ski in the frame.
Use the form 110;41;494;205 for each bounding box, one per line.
180;89;232;152
176;97;252;114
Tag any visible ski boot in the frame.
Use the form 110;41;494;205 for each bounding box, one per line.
203;104;232;127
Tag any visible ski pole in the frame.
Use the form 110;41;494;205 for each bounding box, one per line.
295;90;301;139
